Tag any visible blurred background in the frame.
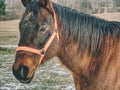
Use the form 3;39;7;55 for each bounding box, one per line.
0;0;120;20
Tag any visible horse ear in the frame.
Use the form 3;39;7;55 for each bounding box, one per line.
21;0;31;7
39;0;51;8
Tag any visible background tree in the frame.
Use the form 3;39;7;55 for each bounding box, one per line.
113;0;120;7
80;0;93;13
0;0;6;15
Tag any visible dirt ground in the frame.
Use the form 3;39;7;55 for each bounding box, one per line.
0;20;20;45
94;12;120;21
0;12;120;45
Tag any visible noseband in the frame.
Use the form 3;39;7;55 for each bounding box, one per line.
16;7;59;67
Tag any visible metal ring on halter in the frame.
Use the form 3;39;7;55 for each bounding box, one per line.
40;48;45;55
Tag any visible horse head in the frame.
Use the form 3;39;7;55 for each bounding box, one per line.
12;0;58;83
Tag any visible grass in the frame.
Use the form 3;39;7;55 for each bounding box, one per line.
0;49;74;90
0;47;15;54
0;30;19;45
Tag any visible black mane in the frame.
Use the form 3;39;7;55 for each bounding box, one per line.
25;1;120;56
52;2;120;56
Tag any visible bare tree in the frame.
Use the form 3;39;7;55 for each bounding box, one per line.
80;0;93;13
113;0;120;7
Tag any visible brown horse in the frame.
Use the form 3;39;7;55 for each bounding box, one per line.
12;0;120;90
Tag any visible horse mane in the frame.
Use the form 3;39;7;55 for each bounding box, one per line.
52;2;120;57
24;1;120;57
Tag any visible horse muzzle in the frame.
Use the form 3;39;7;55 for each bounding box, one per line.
12;65;34;84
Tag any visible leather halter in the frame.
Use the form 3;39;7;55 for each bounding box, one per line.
16;7;59;66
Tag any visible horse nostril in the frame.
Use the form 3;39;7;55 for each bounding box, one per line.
19;65;29;78
12;65;29;79
20;68;24;78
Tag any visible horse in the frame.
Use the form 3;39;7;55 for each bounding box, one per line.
12;0;120;90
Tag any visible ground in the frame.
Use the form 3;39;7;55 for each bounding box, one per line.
0;19;19;45
0;12;120;90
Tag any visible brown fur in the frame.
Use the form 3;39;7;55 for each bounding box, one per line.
57;35;120;90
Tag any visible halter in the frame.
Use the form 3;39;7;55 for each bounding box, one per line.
16;6;59;66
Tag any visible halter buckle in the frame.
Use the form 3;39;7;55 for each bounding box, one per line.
40;48;45;55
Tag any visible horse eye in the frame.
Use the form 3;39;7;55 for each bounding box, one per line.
38;25;46;32
39;28;45;32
